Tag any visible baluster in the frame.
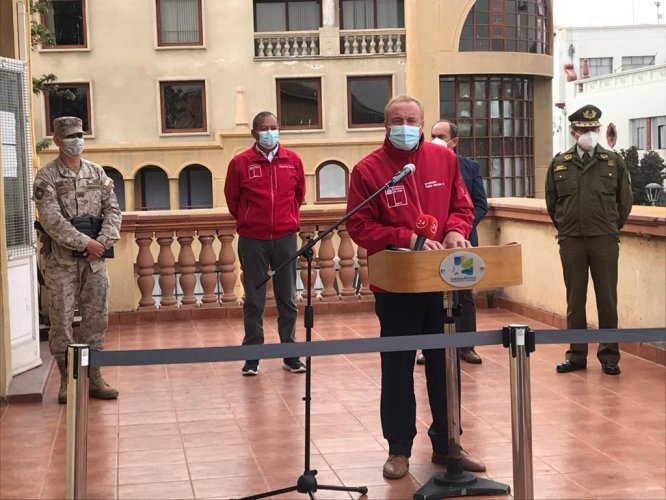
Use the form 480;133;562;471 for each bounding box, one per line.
343;36;351;54
156;231;177;308
283;37;291;56
217;229;238;306
378;35;385;54
356;246;372;299
266;39;274;57
275;38;284;56
310;36;317;55
135;232;156;309
360;35;368;54
395;34;403;53
177;230;197;308
337;226;357;300
317;231;338;301
369;36;377;54
257;38;265;57
198;230;218;307
352;36;359;54
387;34;394;53
299;228;316;301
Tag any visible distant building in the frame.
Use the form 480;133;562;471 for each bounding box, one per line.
553;24;666;158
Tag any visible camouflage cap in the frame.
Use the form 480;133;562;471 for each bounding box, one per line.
53;116;83;137
569;104;602;129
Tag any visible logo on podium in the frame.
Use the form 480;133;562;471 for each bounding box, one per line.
439;251;486;287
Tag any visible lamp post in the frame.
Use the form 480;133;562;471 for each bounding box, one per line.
645;183;663;206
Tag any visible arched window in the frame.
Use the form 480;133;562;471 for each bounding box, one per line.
459;0;550;55
135;166;169;211
316;162;349;202
606;123;617;149
179;164;213;209
102;167;125;211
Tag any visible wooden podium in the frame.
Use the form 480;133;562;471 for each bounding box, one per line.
368;243;522;499
368;243;523;293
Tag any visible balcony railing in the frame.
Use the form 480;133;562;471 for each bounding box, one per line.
120;209;370;311
339;29;406;55
254;31;319;58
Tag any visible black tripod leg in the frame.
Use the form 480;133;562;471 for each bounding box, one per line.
318;484;369;495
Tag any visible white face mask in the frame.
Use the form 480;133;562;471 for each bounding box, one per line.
432;137;449;148
62;137;84;157
576;131;599;152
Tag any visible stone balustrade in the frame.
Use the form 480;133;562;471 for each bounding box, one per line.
339;29;406;55
254;31;319;58
120;209;371;311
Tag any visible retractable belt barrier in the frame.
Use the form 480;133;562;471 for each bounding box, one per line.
64;327;664;500
90;327;665;367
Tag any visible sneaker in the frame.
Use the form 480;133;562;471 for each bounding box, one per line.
241;361;259;376
283;358;306;373
416;352;425;365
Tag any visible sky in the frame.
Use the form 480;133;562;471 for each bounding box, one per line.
553;0;665;28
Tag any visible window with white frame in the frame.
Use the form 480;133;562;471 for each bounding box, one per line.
159;80;206;133
156;0;203;46
621;55;655;71
581;57;612;78
254;0;321;31
44;83;91;135
340;0;404;29
652;116;666;149
631;118;648;149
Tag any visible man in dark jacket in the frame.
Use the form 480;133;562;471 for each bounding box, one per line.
224;111;307;376
545;104;633;375
430;119;488;364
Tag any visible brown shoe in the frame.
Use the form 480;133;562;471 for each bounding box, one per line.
382;455;409;479
416;352;425;365
431;448;486;472
461;349;482;364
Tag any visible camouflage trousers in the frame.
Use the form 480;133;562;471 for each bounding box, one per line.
44;256;109;356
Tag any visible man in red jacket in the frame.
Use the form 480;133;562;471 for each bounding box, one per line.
224;111;306;376
346;95;486;480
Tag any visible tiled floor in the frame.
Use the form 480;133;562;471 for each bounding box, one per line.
1;308;665;500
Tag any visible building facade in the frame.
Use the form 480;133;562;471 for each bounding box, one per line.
552;24;666;157
31;0;554;207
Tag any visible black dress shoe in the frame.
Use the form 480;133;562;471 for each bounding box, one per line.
556;360;586;373
601;363;621;375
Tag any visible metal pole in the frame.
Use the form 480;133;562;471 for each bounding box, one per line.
443;291;462;469
65;344;89;500
508;325;534;500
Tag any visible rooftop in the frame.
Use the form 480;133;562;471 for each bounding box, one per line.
1;308;664;499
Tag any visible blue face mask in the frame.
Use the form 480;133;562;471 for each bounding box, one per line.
258;129;279;149
389;125;421;151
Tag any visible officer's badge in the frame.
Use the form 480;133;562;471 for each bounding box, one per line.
34;186;45;200
554;165;567;172
583;108;597;119
608;160;615;166
599;153;608;159
563;153;573;161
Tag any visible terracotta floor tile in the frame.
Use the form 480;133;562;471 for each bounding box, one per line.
191;475;266;499
118;463;190;485
187;459;262;480
119;480;194;499
119;433;184;452
118;448;186;468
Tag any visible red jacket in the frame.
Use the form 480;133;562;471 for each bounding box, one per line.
224;144;306;240
346;136;473;257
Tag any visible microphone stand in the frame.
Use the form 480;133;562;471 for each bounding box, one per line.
237;175;402;500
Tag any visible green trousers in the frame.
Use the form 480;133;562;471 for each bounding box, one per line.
558;235;620;364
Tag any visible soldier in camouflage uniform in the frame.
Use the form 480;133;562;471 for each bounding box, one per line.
545;105;633;376
33;116;122;403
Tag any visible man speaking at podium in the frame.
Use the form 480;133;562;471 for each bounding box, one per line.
346;95;486;480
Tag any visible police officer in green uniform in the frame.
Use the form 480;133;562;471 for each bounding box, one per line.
545;105;633;375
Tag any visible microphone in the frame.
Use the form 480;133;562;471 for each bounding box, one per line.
388;163;416;186
413;214;438;250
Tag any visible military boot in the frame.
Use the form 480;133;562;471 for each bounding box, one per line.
55;356;68;405
88;367;119;400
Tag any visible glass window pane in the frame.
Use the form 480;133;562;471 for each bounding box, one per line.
490;100;501;118
503;157;512;176
47;84;90;134
515;176;524;196
278;78;321;127
342;0;373;29
46;0;85;46
459;82;471;99
515;157;523;176
458;120;472;137
440;79;455;100
458;138;473;156
349;77;390;125
162;82;204;131
475;138;489;156
256;1;286;31
377;0;405;28
492;118;502;135
474;80;487;99
440;100;455;118
477;158;489;177
475;100;488;118
475;119;488;137
159;0;201;44
504;177;513;196
491;158;502;176
490;80;501;99
458;101;472;119
288;1;320;30
318;163;347;199
492;177;502;197
491;137;502;155
503;118;513;135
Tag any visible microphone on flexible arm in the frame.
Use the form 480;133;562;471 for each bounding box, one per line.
413;214;438;251
387;163;416;187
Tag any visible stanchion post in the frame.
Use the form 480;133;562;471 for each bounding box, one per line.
65;344;89;500
503;324;535;500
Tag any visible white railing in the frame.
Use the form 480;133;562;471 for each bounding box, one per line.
339;29;406;55
254;31;319;58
